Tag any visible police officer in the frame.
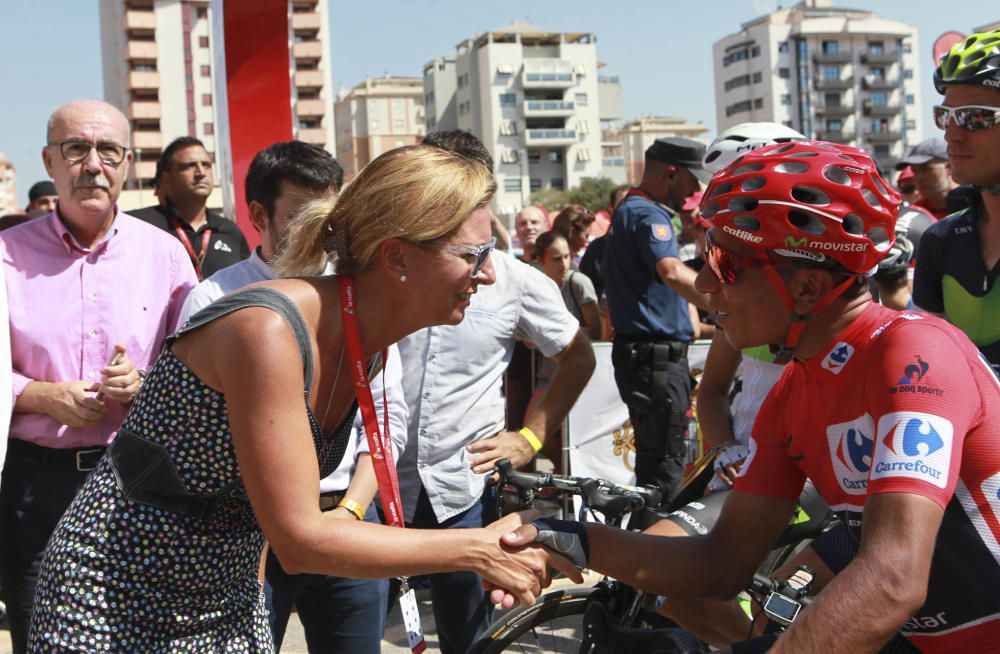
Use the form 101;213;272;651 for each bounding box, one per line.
603;137;712;505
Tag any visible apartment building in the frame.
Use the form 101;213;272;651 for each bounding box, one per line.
603;116;710;185
0;153;16;215
99;0;334;208
713;0;922;172
334;76;426;182
423;22;622;219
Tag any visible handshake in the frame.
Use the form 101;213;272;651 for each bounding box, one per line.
474;511;591;608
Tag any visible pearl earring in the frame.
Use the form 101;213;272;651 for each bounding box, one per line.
400;274;408;283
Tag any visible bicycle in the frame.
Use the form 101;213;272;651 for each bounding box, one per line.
470;459;837;654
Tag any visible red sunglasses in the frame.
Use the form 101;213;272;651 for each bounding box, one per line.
704;233;770;285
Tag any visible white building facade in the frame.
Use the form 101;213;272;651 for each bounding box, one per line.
424;23;618;220
713;0;922;171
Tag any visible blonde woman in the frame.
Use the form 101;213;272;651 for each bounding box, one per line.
28;146;572;653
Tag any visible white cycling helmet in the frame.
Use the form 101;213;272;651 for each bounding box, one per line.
702;122;806;175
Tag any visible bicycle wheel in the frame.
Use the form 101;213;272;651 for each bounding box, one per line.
470;587;592;654
470;586;679;654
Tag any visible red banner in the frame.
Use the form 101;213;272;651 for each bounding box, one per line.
216;0;294;249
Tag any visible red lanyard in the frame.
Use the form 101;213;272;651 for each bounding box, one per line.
340;276;405;527
169;216;212;280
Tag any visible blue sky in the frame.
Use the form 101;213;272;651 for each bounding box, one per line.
0;1;995;206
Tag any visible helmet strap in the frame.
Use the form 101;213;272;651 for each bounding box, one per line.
761;263;859;364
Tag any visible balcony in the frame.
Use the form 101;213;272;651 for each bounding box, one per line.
126;71;160;90
814;78;853;91
132;160;157;180
291;12;321;30
816;129;853;144
813;51;853;64
522;60;575;89
296;98;326;117
602;157;625;167
863;75;898;90
523;100;575;117
294;70;324;88
132;132;163;150
298;127;326;146
525;129;577;146
128;101;161;120
863;102;900;117
867;130;901;143
293;41;323;60
862;51;898;65
815;102;853;117
124;9;156;31
126;40;158;60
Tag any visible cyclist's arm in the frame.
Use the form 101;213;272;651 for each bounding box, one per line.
772;492;942;653
586;489;796;599
697;330;742;450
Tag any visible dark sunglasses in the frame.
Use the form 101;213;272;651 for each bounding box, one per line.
932;104;1000;132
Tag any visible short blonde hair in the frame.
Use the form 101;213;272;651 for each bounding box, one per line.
275;145;496;276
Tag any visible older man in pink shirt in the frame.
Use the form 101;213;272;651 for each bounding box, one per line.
0;99;196;653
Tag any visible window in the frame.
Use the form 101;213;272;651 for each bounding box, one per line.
133;63;157;72
827;119;843;131
504;178;522;191
203;122;214;135
548;151;563;164
530;177;542;191
906;94;915;105
870;91;888;106
781;94;792;105
822;40;838;54
871;118;888;133
906;119;916;129
752;71;762;83
822;65;840;81
202;93;212;106
754;97;764;109
751;45;761;57
869;66;885;79
499;92;517;106
197;7;208;18
199;36;209;48
778;41;789;54
425;91;434;103
457;73;468;89
527;151;541;164
904;69;913;79
903;43;912;54
393;119;404;130
874;144;890;158
200;65;211;78
575;92;588;106
726;100;752;117
824;92;841;106
868;41;885;55
779;67;790;79
550;178;565;191
725;74;751;91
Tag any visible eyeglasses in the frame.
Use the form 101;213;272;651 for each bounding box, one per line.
704;233;768;285
49;140;128;165
422;236;496;278
932;105;1000;132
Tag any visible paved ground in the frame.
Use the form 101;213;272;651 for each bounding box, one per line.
1;575;595;654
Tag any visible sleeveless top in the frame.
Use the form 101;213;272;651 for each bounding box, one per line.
28;287;371;654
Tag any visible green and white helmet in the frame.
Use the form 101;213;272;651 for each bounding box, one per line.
934;29;1000;94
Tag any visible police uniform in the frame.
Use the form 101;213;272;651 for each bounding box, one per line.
603;137;710;505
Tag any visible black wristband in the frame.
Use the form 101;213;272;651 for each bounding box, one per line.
530;517;590;569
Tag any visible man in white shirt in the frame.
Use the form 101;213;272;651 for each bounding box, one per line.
180;141;407;654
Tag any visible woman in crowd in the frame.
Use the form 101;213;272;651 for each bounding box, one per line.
27;146;571;653
551;204;596;263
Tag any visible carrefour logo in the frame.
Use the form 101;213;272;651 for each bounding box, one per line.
826;414;875;495
871;412;953;489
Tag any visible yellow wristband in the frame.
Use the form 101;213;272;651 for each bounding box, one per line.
518;427;543;453
337;498;365;521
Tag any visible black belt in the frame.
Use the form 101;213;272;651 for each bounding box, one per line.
613;335;689;361
319;490;346;512
7;439;106;472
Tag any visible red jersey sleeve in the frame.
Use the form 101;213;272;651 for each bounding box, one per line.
733;372;806;501
865;319;984;509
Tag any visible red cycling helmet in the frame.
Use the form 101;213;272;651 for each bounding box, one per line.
700;140;899;275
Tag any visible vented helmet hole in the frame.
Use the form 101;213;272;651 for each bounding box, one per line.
791;185;831;206
768;144;796;155
705;151;721;164
838;154;859;164
861;188;882;209
788;151;820;158
709;182;733;198
788;209;826;235
873;178;889;196
731;162;765;175
842;214;864;235
741;176;767;192
776;161;809;174
868;226;890;247
701;201;720;218
728;196;759;212
733;215;761;231
823;165;852;185
815;143;840;152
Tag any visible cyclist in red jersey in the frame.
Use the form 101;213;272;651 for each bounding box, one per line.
501;139;1000;653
